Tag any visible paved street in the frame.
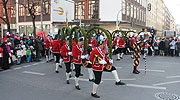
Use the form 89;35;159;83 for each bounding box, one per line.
0;55;180;100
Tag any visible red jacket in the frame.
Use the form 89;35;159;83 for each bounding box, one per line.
72;44;83;64
45;39;51;49
90;47;109;71
0;47;3;58
91;39;97;48
112;38;125;48
61;44;71;62
131;38;135;48
52;40;61;53
73;40;76;46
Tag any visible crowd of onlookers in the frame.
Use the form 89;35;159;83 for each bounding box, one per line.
0;33;50;70
152;37;180;57
120;36;180;57
0;32;180;71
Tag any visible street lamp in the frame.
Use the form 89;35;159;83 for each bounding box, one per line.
65;0;82;27
116;6;133;30
116;9;123;30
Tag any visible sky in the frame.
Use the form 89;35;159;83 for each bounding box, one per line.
164;0;180;25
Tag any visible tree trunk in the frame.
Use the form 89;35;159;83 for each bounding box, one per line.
2;0;10;33
32;18;36;37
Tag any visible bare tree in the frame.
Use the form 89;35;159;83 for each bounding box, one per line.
18;0;50;37
19;0;41;37
0;0;11;33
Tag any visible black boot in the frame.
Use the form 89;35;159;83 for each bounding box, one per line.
89;79;94;82
115;81;126;85
59;65;62;68
116;59;120;61
137;70;140;73
75;85;80;90
133;70;140;74
80;73;83;76
66;80;70;84
55;70;59;73
91;93;100;98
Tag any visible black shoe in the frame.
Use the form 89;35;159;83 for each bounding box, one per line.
116;59;120;61
80;73;83;76
69;74;72;78
137;70;141;73
115;81;126;85
89;79;94;82
59;65;62;68
120;57;123;59
75;85;80;90
133;70;139;74
73;69;75;71
55;70;59;73
66;80;70;84
46;61;49;63
91;93;100;98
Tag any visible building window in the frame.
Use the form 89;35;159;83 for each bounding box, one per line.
140;9;141;21
75;1;85;20
137;8;139;20
19;5;24;16
43;1;50;14
127;2;130;16
35;5;41;15
134;6;136;19
144;12;146;22
131;5;133;18
11;6;16;17
88;0;99;19
26;8;30;16
122;0;126;14
142;11;144;22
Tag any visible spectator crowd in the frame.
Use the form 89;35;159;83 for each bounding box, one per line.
0;32;50;70
0;32;180;71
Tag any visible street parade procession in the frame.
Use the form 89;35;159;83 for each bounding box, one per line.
0;26;160;98
1;0;180;99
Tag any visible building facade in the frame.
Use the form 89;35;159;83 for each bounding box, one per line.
0;0;17;36
0;0;74;36
72;0;147;32
176;24;180;36
170;15;176;31
163;4;170;30
155;0;164;36
0;0;177;36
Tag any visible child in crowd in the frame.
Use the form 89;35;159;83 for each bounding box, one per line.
26;46;32;63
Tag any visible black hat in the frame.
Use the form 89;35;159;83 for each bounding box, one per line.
78;37;84;42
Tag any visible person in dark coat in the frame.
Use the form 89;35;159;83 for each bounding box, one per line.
176;39;180;57
164;38;170;56
159;38;165;56
1;40;10;70
35;36;43;61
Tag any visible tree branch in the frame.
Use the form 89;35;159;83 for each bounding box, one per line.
0;16;7;24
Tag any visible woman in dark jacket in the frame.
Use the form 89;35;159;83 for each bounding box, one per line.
159;39;165;56
1;40;10;70
35;36;43;61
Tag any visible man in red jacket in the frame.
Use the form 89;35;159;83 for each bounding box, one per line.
45;35;51;63
89;34;97;49
112;34;126;60
61;36;72;84
52;35;62;73
72;37;88;90
90;38;125;98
